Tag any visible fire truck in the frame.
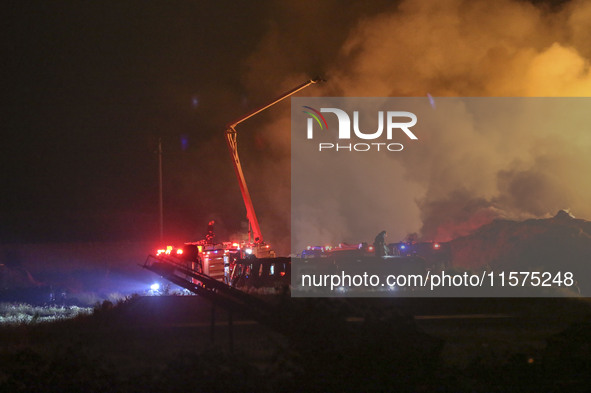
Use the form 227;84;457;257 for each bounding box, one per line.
154;241;273;283
147;79;322;288
301;243;375;258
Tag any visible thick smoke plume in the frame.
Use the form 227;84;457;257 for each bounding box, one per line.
242;0;591;252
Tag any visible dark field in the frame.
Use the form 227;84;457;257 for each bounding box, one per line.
0;295;590;392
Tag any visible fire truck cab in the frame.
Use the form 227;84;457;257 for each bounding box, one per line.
156;241;276;284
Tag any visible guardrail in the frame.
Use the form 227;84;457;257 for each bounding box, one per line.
142;255;284;333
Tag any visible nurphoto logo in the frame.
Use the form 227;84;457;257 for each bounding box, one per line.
303;106;418;152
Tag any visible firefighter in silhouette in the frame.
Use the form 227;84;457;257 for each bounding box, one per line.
373;230;388;257
205;220;215;244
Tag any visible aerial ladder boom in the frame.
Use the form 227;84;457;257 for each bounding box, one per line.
225;78;322;243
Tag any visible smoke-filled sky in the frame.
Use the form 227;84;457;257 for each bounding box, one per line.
252;0;591;252
2;0;591;254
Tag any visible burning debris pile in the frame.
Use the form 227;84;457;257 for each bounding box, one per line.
449;210;591;279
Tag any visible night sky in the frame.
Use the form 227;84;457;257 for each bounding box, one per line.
2;0;586;252
2;1;282;243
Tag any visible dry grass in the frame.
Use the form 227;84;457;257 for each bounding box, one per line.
0;302;93;325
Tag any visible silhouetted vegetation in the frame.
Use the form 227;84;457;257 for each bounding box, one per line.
0;296;590;392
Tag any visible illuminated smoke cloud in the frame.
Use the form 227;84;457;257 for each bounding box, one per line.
243;0;591;251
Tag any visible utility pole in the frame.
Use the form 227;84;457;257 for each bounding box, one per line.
158;137;164;242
